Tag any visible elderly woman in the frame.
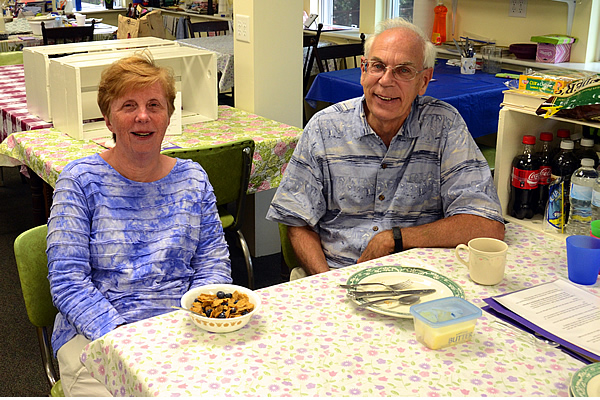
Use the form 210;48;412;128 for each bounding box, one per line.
46;53;232;396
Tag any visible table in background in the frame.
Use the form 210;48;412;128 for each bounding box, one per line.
1;18;118;52
177;36;234;93
305;60;512;139
0;105;301;192
80;222;596;396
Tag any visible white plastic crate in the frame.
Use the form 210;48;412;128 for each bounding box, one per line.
24;37;180;122
48;46;217;141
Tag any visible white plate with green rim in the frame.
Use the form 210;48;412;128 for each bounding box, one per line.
346;265;464;318
570;362;600;397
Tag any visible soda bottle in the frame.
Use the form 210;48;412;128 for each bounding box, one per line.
575;138;599;168
508;135;540;219
566;158;598;235
431;1;447;45
535;132;553;215
570;131;583;151
550;140;579;225
552;128;570;160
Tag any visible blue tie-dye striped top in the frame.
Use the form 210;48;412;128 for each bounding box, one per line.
47;153;232;355
267;96;503;268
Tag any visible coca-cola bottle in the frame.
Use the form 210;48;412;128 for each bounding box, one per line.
508;135;540;219
535;132;553;215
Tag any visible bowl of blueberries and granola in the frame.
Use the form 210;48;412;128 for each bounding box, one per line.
180;284;261;333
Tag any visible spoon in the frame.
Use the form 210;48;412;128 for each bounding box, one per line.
360;294;421;308
339;279;412;291
171;305;206;318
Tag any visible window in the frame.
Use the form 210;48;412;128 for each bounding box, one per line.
320;0;360;28
387;0;415;21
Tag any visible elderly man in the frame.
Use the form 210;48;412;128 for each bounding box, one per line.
267;17;504;277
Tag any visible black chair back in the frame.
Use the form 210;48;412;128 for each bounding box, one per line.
187;18;230;38
314;33;366;73
41;20;95;45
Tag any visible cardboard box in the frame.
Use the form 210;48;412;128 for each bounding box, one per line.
48;46;217;141
24;37;180;122
531;35;577;64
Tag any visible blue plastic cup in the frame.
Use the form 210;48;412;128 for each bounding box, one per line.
566;235;600;285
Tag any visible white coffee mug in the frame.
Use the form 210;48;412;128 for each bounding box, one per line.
455;238;508;285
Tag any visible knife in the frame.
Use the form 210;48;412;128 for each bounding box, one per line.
350;289;436;300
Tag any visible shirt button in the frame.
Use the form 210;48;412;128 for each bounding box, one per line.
378;194;385;201
381;163;388;169
373;226;379;231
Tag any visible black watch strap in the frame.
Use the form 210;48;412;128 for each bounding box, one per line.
392;227;403;253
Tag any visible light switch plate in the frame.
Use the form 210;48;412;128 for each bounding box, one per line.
235;14;250;43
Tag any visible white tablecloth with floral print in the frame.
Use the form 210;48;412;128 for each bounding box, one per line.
80;223;599;396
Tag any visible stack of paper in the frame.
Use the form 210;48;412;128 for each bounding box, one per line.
483;279;600;364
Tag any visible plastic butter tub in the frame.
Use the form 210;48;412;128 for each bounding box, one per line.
409;297;482;350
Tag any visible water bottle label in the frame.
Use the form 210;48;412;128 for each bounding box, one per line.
592;189;600;207
570;183;593;201
511;167;539;189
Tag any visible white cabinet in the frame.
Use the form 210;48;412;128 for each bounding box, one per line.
493;92;600;241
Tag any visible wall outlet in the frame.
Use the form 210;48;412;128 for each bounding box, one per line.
235;14;250;43
509;0;527;18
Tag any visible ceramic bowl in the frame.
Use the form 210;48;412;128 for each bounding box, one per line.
180;283;261;333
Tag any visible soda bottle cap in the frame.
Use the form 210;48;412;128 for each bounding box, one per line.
539;132;553;142
591;220;600;237
581;138;595;148
522;135;536;145
560;139;574;150
570;131;583;141
557;128;571;138
580;158;594;167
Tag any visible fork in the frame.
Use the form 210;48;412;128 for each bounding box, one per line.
339;279;412;291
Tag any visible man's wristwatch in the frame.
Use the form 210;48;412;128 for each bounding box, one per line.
392;227;403;253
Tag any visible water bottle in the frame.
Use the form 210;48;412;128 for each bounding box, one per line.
566;158;598;235
592;175;600;222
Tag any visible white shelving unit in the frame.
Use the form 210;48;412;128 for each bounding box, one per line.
493;91;600;242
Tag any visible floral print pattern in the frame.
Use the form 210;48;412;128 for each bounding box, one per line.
81;224;594;397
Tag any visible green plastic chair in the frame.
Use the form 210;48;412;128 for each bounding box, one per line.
14;225;64;397
162;139;256;288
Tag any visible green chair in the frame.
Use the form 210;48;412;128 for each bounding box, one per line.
14;225;64;397
162;139;256;289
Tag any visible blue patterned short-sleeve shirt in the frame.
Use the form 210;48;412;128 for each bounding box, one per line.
266;96;503;268
47;154;232;354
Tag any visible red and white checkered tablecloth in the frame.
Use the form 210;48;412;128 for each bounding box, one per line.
0;64;53;142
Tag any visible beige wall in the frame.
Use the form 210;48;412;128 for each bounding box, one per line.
303;0;599;63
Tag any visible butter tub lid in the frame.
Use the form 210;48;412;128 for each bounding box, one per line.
531;34;577;45
410;297;482;328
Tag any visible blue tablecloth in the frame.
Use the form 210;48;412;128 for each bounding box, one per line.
305;60;513;138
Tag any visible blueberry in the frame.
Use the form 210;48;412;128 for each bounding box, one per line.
230;307;237;314
234;300;239;304
225;293;233;298
205;308;213;316
193;299;201;303
241;310;248;315
216;291;225;299
217;312;226;318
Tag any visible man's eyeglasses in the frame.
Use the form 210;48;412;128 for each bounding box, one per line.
362;60;428;81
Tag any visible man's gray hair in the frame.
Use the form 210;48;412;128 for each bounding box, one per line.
364;17;437;69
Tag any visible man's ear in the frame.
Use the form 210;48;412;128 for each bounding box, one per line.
418;67;434;96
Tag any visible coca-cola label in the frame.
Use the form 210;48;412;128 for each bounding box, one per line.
511;167;539;189
538;166;551;186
